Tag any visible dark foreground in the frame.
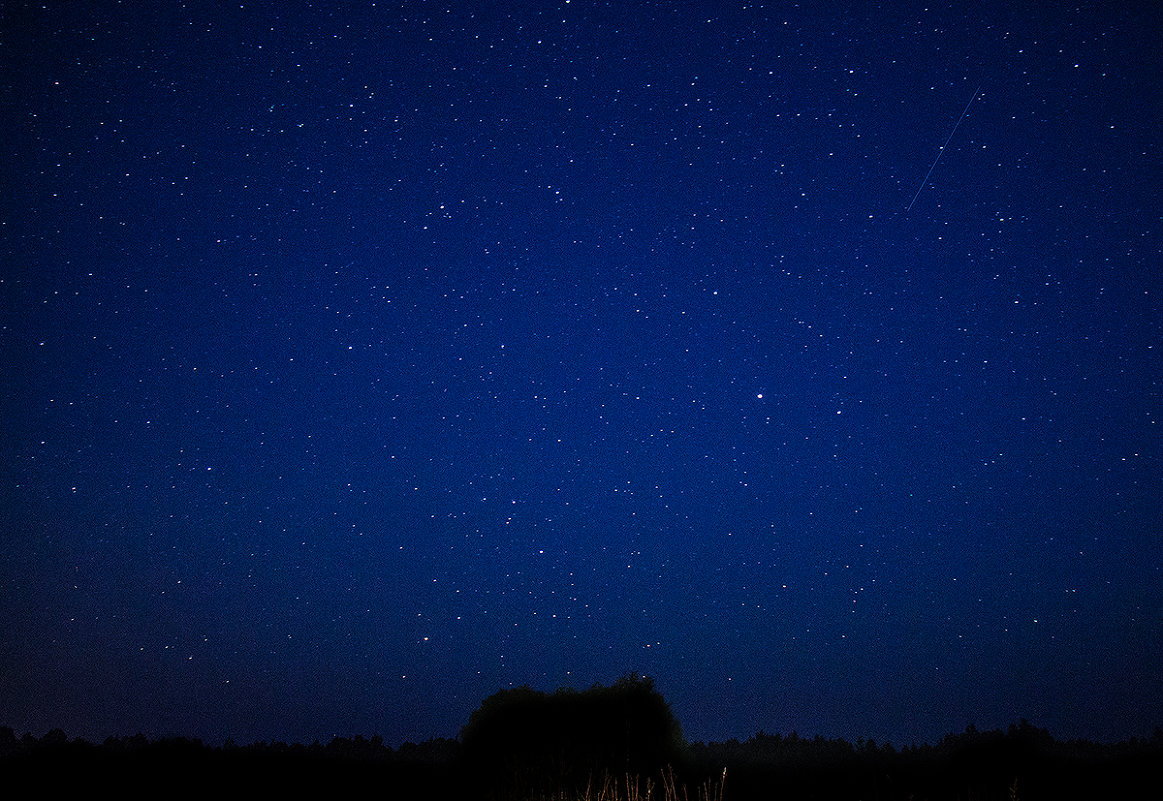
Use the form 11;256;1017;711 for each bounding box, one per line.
3;723;1161;801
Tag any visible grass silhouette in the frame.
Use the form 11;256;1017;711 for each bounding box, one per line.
528;766;726;801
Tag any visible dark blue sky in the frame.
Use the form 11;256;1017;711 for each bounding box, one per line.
3;1;1161;748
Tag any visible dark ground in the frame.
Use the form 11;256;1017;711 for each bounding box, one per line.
4;722;1161;800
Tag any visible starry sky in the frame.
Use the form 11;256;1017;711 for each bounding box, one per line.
2;1;1161;749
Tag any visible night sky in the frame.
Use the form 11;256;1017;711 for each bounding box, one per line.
3;1;1161;749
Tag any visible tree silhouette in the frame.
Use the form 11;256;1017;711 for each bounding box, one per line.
459;674;686;797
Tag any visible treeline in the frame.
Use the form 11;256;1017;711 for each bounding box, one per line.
5;723;1160;800
0;726;456;763
0;726;459;797
687;721;1163;800
4;681;1162;800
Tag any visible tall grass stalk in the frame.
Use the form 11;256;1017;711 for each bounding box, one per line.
530;766;726;801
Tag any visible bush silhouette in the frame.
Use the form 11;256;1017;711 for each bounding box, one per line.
459;675;686;796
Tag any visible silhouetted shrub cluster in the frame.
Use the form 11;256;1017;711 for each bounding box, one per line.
459;674;688;798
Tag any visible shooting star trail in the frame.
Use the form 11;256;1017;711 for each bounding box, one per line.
907;85;981;213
